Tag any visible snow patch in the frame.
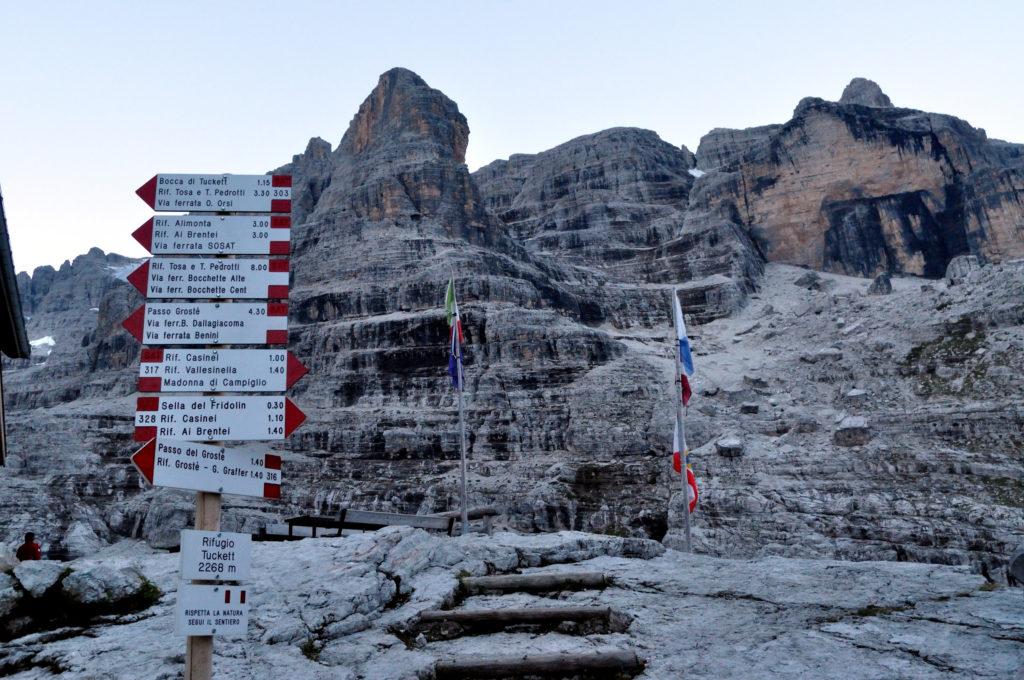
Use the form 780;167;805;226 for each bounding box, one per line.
107;263;138;282
89;307;99;312
30;336;55;356
688;168;706;178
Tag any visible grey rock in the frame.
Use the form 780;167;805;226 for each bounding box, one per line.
866;273;892;295
945;254;981;285
13;560;65;598
838;77;894;108
844;388;868;403
695;124;781;171
61;564;147;606
834;416;871;447
64;522;104;559
740;402;760;414
793;271;822;289
0;572;19;618
715;435;744;457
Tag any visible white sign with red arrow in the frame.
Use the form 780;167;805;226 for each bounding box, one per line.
133;215;291;256
175;583;250;636
131;439;282;499
127;258;289;300
137;174;292;213
138;348;308;393
134;395;305;442
122;302;289;346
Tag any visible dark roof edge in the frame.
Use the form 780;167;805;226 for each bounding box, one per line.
0;184;30;358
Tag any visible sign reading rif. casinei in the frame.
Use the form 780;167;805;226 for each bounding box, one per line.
137;174;292;213
134;395;305;441
138;348;308;393
133;215;291;256
122;302;289;345
127;258;289;299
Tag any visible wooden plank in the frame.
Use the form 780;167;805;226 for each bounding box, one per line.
419;606;611;624
431;506;499;520
343;509;452;531
461;572;609;594
185;491;221;680
434;649;643;678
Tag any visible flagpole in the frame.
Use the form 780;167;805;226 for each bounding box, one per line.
672;288;693;553
456;334;470;536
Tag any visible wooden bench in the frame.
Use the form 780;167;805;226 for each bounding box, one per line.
431;506;499;535
284;508;457;538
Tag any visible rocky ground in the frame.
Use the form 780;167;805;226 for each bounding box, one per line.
1;529;1021;679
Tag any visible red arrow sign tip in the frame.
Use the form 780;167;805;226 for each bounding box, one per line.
130;439;156;484
132;218;154;253
127;260;150;296
286;352;309;388
284;398;306;436
121;306;145;341
136;176;158;208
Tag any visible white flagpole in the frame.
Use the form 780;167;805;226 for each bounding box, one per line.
451;280;470;537
672;288;693;552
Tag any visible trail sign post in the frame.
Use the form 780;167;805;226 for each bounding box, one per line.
138;348;307;393
133;215;291;256
130;439;282;498
125;171;302;680
127;258;290;299
179;530;252;582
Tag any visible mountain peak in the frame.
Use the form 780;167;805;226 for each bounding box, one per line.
839;77;893;108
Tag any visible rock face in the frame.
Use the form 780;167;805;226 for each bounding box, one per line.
839;77;894;108
696;79;1024;277
695;125;781;171
0;70;1022;583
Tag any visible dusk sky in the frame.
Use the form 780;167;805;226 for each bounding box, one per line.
2;1;1021;272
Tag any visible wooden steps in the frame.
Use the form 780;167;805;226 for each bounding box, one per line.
460;572;609;595
434;648;644;678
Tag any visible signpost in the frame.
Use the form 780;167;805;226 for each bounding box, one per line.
138;348;307;393
179;530;252;582
127;258;290;299
175;584;250;636
121;302;289;345
125;171;303;680
130;439;282;499
133;215;291;256
136;174;292;213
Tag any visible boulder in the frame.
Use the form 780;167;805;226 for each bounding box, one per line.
13;560;65;598
61;564;148;607
715;436;744;458
0;572;20;618
794;271;822;289
64;522;104;559
867;273;892;295
945;255;981;285
844;388;868;403
834;416;871;447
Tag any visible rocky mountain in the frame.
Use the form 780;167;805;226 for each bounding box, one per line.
1;72;1022;582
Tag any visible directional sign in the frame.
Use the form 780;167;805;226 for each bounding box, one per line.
138;348;308;393
180;530;251;581
175;583;249;636
134;395;306;441
122;302;288;345
130;439;281;499
127;258;289;299
137;174;291;213
133;215;291;256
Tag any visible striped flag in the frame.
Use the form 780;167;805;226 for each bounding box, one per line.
673;290;695;377
445;278;464;389
672;421;698;513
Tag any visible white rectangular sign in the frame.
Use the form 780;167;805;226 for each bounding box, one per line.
134;395;303;441
180;530;252;581
131;439;282;498
175;583;249;636
122;302;288;345
134;215;291;255
131;258;289;299
139;173;291;213
138;348;307;393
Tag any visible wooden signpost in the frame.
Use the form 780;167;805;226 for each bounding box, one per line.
124;173;304;680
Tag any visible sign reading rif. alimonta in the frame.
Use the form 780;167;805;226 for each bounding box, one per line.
180;530;251;581
137;174;292;213
138;348;308;393
133;215;291;255
121;302;289;345
175;583;249;636
130;439;282;498
134;395;306;441
127;258;290;300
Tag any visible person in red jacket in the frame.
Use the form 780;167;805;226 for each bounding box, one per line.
15;532;41;561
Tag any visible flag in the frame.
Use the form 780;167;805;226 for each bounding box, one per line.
672;421;698;512
680;374;692;407
446;278;464;389
673;290;695;377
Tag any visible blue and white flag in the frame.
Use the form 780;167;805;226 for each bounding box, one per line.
673;289;695;377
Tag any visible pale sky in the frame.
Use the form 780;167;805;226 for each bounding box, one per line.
2;1;1021;274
